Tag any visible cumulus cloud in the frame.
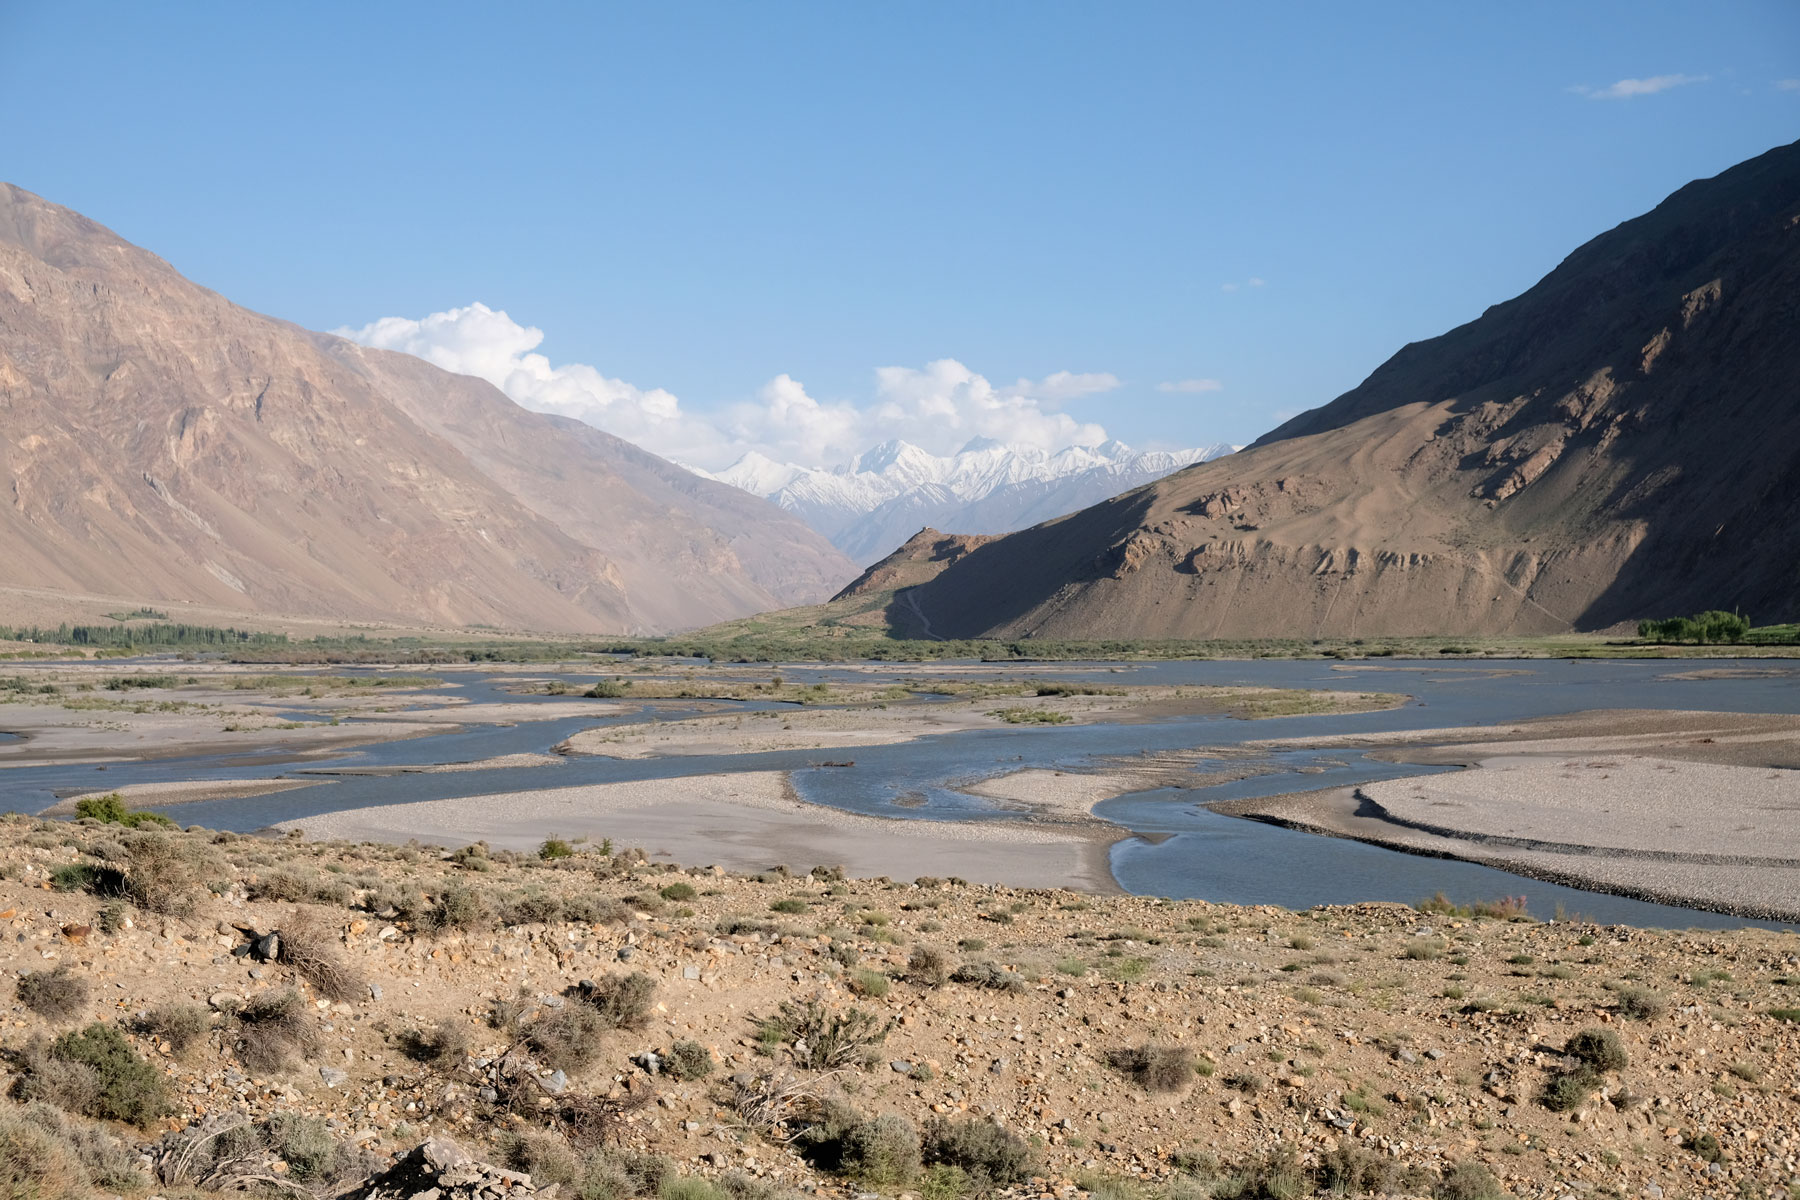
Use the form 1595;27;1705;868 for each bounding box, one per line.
1156;379;1224;394
1573;73;1708;100
337;304;1114;471
1778;79;1800;91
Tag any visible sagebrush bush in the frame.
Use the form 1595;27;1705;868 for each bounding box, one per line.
1540;1067;1601;1112
16;967;88;1023
920;1117;1035;1190
907;947;952;988
234;989;320;1073
278;908;365;1002
528;1004;609;1073
1104;1045;1195;1092
120;833;200;913
579;972;658;1031
17;1102;144;1192
1565;1027;1629;1072
1614;984;1667;1021
0;1109;89;1200
756;999;892;1070
266;1112;339;1182
1435;1160;1506;1200
950;962;1025;993
665;1040;714;1081
142;1003;210;1057
659;882;697;902
843;1113;921;1187
36;1024;169;1127
423;882;487;932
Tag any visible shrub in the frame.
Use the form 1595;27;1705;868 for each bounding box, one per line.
1540;1066;1601;1112
1614;984;1667;1020
563;894;630;925
16;1102;144;1192
539;837;575;861
142;1003;209;1056
277;909;365;1002
771;898;809;914
665;1039;714;1081
528;1003;608;1072
0;1110;89;1200
499;890;566;926
950;962;1025;993
756;999;892;1069
42;1023;169;1126
449;843;493;871
400;1022;471;1067
1211;1146;1306;1200
1403;938;1445;961
499;1130;582;1187
848;969;890;999
422;883;486;932
1565;1027;1629;1072
920;1117;1036;1191
1434;1160;1505;1200
17;967;88;1022
234;989;320;1073
1315;1142;1409;1195
908;947;952;988
266;1112;339;1182
48;863;105;894
1104;1045;1195;1092
659;881;697;902
1683;1130;1722;1163
843;1113;921;1187
120;833;199;914
578;972;658;1030
72;793;175;828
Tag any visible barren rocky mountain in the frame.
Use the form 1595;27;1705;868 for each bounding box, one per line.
0;185;854;634
902;140;1800;641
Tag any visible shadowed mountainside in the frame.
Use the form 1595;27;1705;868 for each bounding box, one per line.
902;139;1800;640
0;185;855;634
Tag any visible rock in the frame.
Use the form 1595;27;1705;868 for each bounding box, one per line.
356;1135;545;1199
544;1070;568;1094
254;932;281;961
618;946;635;961
209;991;243;1011
683;966;701;980
369;983;383;1001
319;1066;348;1088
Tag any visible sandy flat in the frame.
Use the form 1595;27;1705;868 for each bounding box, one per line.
285;771;1120;892
42;778;323;814
557;703;998;759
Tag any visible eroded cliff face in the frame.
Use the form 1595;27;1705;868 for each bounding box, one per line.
905;141;1800;640
0;185;855;633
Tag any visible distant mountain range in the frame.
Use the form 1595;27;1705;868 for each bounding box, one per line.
696;438;1235;563
0;184;855;634
895;139;1800;640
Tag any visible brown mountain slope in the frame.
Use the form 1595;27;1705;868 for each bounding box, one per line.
0;184;854;634
830;527;998;601
905;139;1800;640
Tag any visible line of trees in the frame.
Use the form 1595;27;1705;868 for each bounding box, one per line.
1636;610;1750;644
0;622;289;648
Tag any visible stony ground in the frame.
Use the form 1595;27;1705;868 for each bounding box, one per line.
1;816;1797;1199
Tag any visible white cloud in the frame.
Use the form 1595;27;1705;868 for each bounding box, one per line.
337;303;1113;471
1220;282;1239;293
1156;379;1223;394
1247;277;1266;288
1573;73;1709;100
1778;79;1800;91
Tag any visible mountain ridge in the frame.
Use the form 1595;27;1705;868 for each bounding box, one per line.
0;183;855;635
899;139;1800;640
699;437;1235;564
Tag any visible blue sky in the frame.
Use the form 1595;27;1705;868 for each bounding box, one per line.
4;2;1797;469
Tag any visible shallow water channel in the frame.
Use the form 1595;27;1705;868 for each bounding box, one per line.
5;657;1798;930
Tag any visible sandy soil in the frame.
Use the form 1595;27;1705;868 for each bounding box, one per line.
284;770;1120;893
41;777;323;814
1221;710;1800;920
556;702;997;759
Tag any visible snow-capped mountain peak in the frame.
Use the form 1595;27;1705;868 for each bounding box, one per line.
703;438;1235;565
